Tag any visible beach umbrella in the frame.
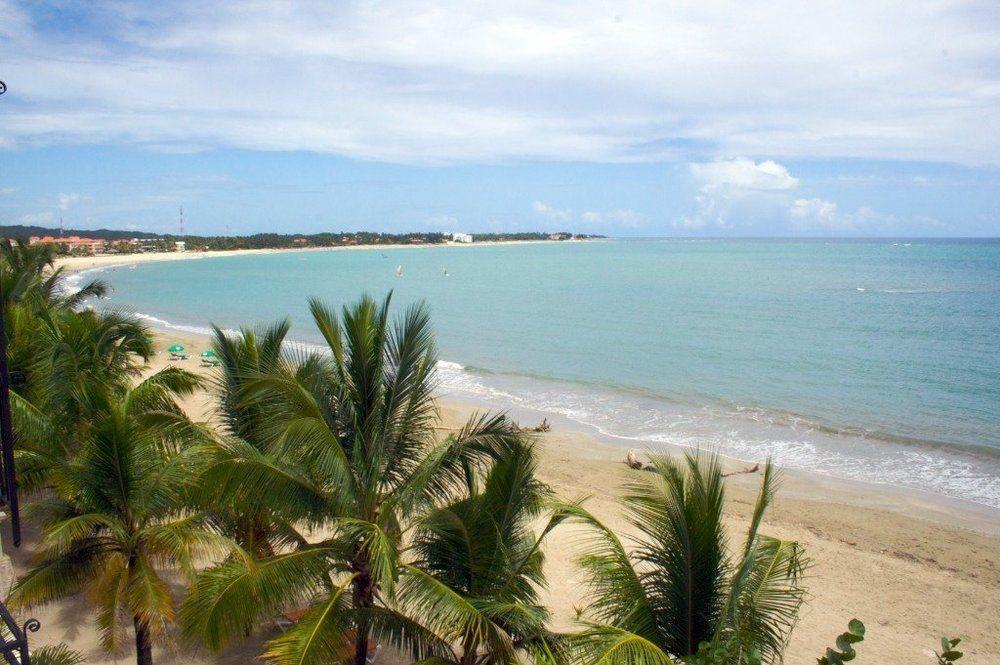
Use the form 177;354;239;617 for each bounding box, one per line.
168;344;185;353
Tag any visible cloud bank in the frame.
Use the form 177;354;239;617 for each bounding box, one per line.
690;159;799;192
0;1;998;165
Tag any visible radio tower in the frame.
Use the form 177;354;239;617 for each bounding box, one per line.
59;216;64;238
179;206;185;237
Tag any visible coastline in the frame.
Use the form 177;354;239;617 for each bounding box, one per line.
39;255;1000;662
11;328;999;663
150;330;1000;660
53;238;599;273
59;255;1000;522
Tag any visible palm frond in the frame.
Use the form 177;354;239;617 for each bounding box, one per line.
29;644;87;665
262;575;355;665
399;565;517;663
568;623;674;665
180;547;335;651
724;536;806;663
625;453;727;656
551;501;661;645
124;557;175;641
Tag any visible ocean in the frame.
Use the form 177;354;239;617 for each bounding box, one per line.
76;238;1000;508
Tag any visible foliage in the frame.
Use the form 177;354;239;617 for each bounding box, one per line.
182;293;526;664
2;224;604;252
935;637;963;664
403;438;568;664
0;239;114;392
686;640;761;665
7;372;226;664
559;454;806;665
816;619;865;664
30;643;87;665
196;320;305;559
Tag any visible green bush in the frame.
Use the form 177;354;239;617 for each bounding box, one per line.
817;619;865;664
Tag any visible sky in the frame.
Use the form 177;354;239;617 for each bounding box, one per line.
0;1;998;237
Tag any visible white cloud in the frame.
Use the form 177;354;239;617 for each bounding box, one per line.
788;198;891;231
676;195;726;230
682;158;796;230
690;159;799;192
0;1;997;164
531;201;572;222
0;187;15;196
58;192;80;210
789;198;840;228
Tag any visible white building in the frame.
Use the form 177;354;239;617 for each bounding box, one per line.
174;241;187;252
451;232;473;243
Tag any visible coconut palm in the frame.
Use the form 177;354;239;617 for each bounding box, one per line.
0;238;106;310
6;368;224;665
1;239;114;393
199;320;305;558
400;439;567;664
11;308;154;493
181;293;525;664
560;454;806;665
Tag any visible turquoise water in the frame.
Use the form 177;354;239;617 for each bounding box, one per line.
79;239;1000;508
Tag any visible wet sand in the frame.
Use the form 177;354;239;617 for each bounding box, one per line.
8;328;999;663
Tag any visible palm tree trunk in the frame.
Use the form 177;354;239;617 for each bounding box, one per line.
133;615;153;665
352;557;374;665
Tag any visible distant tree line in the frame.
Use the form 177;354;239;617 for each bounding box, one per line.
0;224;604;254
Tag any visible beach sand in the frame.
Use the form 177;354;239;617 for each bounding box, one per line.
53;239;595;274
7;328;999;663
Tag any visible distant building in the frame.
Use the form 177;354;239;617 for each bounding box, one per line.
174;241;187;252
292;238;308;246
29;235;106;254
451;232;473;243
548;232;572;241
130;238;160;252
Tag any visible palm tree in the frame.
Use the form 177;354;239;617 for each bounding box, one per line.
199;320;305;558
6;368;225;665
559;454;806;665
400;439;567;664
1;239;114;392
181;293;524;664
11;308;154;493
0;238;107;310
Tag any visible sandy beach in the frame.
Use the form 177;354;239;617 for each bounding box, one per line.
7;326;998;664
53;240;595;274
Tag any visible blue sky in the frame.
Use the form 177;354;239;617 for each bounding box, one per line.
1;1;998;237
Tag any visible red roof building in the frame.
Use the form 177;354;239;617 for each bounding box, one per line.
29;235;106;254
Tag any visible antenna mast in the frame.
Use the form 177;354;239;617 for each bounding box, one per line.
179;206;185;237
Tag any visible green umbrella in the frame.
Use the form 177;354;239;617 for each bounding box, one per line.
200;350;217;358
168;345;185;353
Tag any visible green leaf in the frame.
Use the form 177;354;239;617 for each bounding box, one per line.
847;619;865;638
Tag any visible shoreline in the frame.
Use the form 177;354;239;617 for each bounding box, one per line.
64;257;1000;520
152;326;1000;534
156;330;1000;661
53;238;600;273
11;329;999;663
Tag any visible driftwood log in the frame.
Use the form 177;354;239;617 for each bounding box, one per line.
519;418;551;433
624;450;759;476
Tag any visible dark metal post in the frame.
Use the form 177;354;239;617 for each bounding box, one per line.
0;78;20;548
0;276;20;548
